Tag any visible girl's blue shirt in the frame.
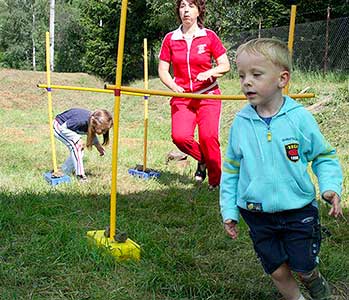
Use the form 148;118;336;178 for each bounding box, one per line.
55;108;90;134
220;96;343;222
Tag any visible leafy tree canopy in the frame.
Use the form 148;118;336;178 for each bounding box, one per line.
0;0;347;79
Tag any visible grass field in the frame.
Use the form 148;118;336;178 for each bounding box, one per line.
0;68;348;300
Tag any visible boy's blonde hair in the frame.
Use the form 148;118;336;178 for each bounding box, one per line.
86;109;113;149
236;38;292;72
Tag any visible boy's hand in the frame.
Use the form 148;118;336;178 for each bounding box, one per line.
223;220;238;240
323;190;343;217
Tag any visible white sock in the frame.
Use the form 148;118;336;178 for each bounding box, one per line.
297;294;306;300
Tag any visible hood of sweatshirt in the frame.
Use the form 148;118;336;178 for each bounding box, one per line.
235;96;311;162
237;95;302;120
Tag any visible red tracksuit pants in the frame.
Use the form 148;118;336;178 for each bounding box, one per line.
170;95;222;186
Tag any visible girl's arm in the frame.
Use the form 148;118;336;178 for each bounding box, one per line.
94;143;105;156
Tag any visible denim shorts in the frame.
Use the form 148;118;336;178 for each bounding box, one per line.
239;203;321;274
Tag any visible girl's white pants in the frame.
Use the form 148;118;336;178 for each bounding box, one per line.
53;119;85;176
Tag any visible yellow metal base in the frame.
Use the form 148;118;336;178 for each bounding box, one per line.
86;230;141;261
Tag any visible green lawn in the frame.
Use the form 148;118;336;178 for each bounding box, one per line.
0;68;348;300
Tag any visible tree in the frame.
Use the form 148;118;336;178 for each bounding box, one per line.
54;0;86;72
0;0;47;70
49;0;55;71
1;0;347;75
80;0;151;83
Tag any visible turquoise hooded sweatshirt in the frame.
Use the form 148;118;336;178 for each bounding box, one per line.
220;96;343;222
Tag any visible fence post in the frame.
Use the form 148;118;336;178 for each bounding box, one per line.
258;17;262;38
324;6;330;74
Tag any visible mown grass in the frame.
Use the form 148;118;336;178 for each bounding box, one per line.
0;68;348;300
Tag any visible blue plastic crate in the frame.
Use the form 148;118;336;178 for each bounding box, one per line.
43;172;71;186
128;168;160;179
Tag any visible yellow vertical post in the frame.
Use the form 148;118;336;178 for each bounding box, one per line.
284;4;297;95
45;31;58;173
87;0;140;261
142;38;149;171
109;0;129;241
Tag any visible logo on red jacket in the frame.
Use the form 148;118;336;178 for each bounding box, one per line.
285;143;299;162
197;44;207;54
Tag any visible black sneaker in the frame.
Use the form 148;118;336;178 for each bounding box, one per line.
303;273;331;300
76;175;88;182
50;168;64;178
194;162;206;183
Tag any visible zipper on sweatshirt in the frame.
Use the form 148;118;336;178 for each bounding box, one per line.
267;123;276;212
267;127;272;142
184;38;193;92
271;140;276;211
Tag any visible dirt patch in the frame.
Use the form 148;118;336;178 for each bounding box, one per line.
0;68;106;111
1;69;47;110
2;127;24;137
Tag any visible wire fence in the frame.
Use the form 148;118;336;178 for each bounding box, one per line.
227;17;349;73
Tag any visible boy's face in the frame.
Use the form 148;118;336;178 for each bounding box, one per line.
236;50;289;108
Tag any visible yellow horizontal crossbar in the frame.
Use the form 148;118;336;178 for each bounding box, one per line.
105;84;315;100
37;84;147;97
37;84;315;100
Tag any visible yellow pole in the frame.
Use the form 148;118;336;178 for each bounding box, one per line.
45;32;58;173
110;0;128;241
37;84;145;97
109;85;248;100
38;83;314;100
284;4;297;95
105;85;315;100
142;38;149;171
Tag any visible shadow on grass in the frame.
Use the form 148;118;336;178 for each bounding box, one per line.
0;179;348;300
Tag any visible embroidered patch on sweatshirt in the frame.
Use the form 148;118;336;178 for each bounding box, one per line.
285;143;300;162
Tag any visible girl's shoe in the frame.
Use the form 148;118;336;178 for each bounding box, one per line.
76;175;88;182
51;168;64;178
194;162;206;183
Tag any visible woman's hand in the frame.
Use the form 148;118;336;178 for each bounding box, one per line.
196;70;213;81
196;53;230;82
170;82;185;93
158;59;184;93
196;53;231;82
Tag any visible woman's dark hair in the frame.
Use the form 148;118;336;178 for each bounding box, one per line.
175;0;206;28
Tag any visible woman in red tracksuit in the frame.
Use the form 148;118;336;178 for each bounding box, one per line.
158;0;230;189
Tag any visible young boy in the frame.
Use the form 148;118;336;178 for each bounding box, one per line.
220;38;343;300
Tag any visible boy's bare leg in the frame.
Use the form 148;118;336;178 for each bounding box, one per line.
271;263;302;300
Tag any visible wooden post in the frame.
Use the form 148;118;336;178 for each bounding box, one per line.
324;6;330;74
258;17;262;38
